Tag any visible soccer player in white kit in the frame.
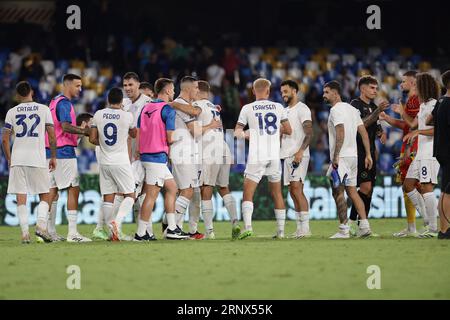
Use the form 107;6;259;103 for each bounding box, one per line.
89;87;137;241
323;81;373;238
2;81;57;243
280;80;313;238
121;72;152;233
169;76;221;239
402;73;440;238
234;78;292;239
194;80;241;239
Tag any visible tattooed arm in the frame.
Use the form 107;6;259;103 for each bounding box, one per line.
332;124;344;167
293;120;313;165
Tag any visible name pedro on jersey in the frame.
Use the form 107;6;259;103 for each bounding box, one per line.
103;113;121;120
17;105;39;112
252;104;276;110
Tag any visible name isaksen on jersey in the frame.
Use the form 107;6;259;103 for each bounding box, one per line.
252;104;276;110
17;105;39;112
103;113;121;120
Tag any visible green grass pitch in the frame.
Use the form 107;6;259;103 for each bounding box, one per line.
1;218;449;300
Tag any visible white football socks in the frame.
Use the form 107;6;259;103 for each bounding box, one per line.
242;201;254;231
115;196;134;230
67;210;78;235
175;196;190;229
47;201;58;235
423;192;438;231
202;200;214;232
223;193;238;225
17;205;29;235
407;189;428;225
189;189;201;234
166;212;177;230
36;201;49;230
102;202;114;226
274;209;286;234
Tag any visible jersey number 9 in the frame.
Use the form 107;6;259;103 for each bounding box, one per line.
104;123;118;146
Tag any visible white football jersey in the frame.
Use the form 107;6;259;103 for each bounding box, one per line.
122;93;152;126
4;102;53;168
327;102;363;159
280;101;312;159
416;99;437;160
170;97;197;162
92;107;134;166
122;93;151;160
193;99;231;160
237;99;288;163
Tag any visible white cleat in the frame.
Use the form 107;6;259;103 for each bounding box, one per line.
357;228;372;238
272;231;285;239
205;231;216;240
393;229;418;238
67;233;92;243
292;230;312;239
330;231;350;239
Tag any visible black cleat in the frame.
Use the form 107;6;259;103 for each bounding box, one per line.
35;229;53;243
438;228;450;240
166;227;190;240
133;232;157;242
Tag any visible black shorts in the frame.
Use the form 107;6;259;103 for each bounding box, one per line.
357;154;377;187
441;163;450;194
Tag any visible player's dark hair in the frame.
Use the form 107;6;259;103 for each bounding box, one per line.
15;81;32;97
441;70;450;89
403;70;418;78
108;87;124;105
139;82;154;91
416;73;439;103
154;78;174;95
197;80;210;93
280;80;299;92
76;113;93;126
123;72;140;82
63;73;82;82
324;80;341;96
357;75;378;89
181;76;197;84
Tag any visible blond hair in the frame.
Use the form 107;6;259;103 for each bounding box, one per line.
253;78;271;92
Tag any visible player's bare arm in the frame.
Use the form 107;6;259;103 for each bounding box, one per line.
128;127;137;139
426;113;434;126
403;128;434;144
363;101;389;127
88;127;100;146
294;120;313;164
169;101;202;117
332;124;344;167
379;111;406;129
61;122;90;136
1;128;12;168
234;123;248;139
45;125;57;171
357;124;373;170
189;119;222;138
280;119;292;135
133;129;140;160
